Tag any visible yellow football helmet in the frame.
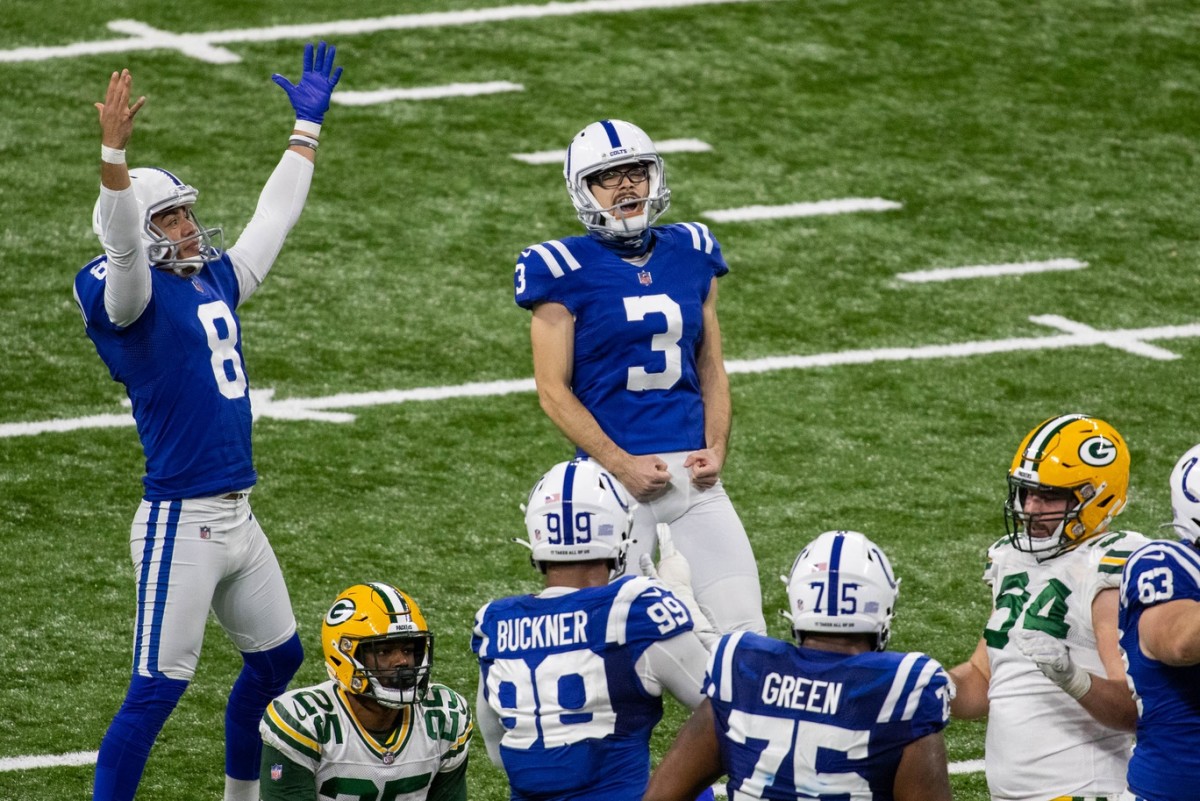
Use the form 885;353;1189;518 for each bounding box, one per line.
322;582;433;708
1004;414;1129;559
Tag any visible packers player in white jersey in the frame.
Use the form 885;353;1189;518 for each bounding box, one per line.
948;415;1147;801
259;583;472;801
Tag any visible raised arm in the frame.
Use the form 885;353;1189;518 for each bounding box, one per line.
228;42;342;303
93;69;151;327
530;301;670;501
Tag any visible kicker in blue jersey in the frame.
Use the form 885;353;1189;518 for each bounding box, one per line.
514;225;726;456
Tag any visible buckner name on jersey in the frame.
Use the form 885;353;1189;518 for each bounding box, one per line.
494;610;590;653
473;575;696;801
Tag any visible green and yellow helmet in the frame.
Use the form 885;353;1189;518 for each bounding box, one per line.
321;582;433;708
1004;414;1129;559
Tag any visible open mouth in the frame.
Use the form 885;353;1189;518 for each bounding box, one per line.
614;197;646;217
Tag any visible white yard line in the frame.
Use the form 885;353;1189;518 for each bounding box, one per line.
332;81;524;104
0;0;776;63
0;750;99;770
512;138;714;164
4;317;1198;439
703;198;902;222
896;258;1087;283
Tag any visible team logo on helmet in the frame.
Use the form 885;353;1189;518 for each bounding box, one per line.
1182;457;1200;504
1079;436;1118;466
325;598;356;626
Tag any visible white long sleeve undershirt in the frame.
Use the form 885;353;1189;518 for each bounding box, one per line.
92;149;314;327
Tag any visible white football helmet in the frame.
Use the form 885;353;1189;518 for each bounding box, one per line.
523;459;635;575
784;530;899;651
564;119;670;240
1169;444;1200;545
92;167;223;276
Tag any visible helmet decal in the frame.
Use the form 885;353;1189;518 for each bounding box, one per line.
598;119;623;148
1170;447;1200;545
325;598;356;626
824;533;846;618
1182;457;1200;504
1019;413;1088;470
1079;436;1118;466
560;461;579;545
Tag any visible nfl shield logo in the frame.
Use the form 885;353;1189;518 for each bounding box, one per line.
638;270;652;286
200;526;211;540
270;764;283;781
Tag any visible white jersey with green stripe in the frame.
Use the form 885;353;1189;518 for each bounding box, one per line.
979;529;1147;801
259;679;471;800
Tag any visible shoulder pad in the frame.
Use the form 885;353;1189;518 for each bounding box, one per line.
674;222;716;254
706;630;750;703
876;652;946;724
261;687;330;762
1095;530;1151;576
519;239;584;278
420;684;473;753
604;575;666;645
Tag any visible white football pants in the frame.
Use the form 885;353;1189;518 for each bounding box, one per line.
128;491;296;680
621;450;766;635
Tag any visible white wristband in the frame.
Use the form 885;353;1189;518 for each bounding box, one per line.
293;119;322;137
101;145;126;165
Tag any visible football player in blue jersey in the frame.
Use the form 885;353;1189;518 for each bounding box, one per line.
516;118;764;637
1118;444;1200;801
472;459;718;801
644;529;953;801
75;43;342;801
948;415;1144;801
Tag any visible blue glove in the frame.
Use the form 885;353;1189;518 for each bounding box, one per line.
272;41;343;124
